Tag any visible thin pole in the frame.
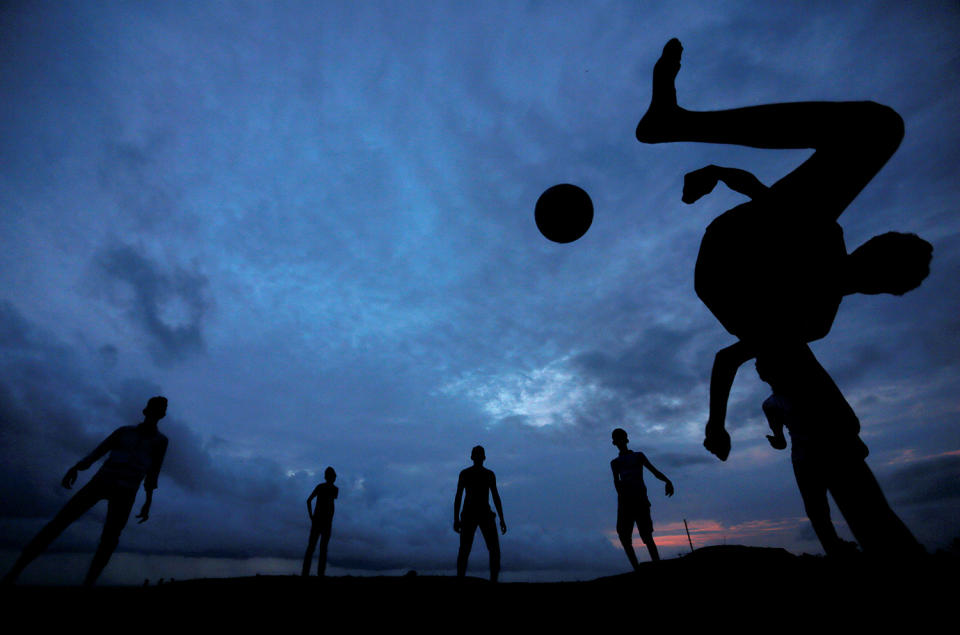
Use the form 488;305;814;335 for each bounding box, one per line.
684;518;694;553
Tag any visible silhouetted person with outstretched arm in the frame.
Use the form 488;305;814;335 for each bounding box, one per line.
3;396;169;586
454;446;506;582
610;428;673;569
302;466;338;577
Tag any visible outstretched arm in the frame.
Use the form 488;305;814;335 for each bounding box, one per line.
490;474;506;534
704;340;756;461
642;456;674;497
453;475;464;533
63;429;120;488
683;165;768;204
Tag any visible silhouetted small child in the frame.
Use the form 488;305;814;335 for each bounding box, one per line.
302;467;338;577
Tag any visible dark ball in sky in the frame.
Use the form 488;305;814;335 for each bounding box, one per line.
535;184;593;243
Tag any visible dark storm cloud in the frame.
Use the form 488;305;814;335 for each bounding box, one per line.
886;455;960;506
571;326;698;398
94;243;210;364
654;452;717;469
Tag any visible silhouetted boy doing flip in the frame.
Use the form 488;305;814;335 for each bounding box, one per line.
454;446;506;582
611;428;673;569
3;396;169;586
302;466;338;577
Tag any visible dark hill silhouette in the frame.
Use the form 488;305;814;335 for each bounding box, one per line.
2;546;954;629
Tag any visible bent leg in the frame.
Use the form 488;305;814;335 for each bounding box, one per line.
4;479;103;584
478;515;501;582
84;487;136;586
637;40;903;221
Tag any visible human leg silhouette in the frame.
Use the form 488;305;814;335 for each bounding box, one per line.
637;39;903;223
617;506;656;570
302;524;320;576
315;530;330;576
4;477;106;584
792;458;851;555
456;517;478;577
827;459;923;557
477;513;501;582
83;485;136;586
617;529;641;571
639;531;661;562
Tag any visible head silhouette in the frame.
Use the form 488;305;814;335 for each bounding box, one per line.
324;467;336;483
612;428;629;448
471;445;485;464
845;232;933;296
143;396;167;422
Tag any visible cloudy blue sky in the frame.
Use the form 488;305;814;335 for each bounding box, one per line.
1;1;958;584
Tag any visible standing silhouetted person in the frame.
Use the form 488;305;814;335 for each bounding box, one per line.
610;428;673;569
302;466;338;577
454;446;506;582
3;396;169;586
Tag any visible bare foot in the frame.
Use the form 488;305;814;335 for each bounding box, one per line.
636;38;684;143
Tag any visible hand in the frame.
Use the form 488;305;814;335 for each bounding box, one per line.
453;519;461;534
682;166;719;204
61;466;78;489
703;424;731;461
665;481;674;497
136;505;150;524
500;520;507;535
766;433;787;451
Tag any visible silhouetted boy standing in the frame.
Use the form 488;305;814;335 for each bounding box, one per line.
302;466;338;577
453;446;506;582
611;428;673;569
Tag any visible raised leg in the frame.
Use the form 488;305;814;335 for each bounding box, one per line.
636;39;904;221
